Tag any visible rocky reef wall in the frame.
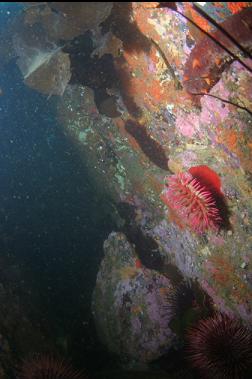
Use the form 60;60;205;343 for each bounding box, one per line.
56;2;252;326
3;1;252;370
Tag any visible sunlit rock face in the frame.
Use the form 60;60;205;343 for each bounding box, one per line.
48;2;113;41
57;3;252;328
23;49;71;96
92;232;176;363
11;7;73;96
4;2;113;96
21;2;113;46
20;2;113;43
13;35;71;96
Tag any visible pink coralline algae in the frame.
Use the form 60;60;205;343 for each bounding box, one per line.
161;167;222;233
175;110;200;138
200;81;230;125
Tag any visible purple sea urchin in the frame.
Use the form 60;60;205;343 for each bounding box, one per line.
164;280;197;319
186;313;252;379
163;279;213;337
19;354;86;379
164;279;213;318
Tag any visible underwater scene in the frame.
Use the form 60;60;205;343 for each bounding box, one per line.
0;2;252;378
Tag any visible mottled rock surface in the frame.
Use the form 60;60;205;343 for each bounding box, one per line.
58;3;252;328
4;0;252;340
92;232;176;363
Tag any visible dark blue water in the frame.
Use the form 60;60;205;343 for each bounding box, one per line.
0;6;115;372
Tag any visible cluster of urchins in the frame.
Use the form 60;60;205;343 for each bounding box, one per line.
161;167;252;378
16;313;252;379
164;280;252;379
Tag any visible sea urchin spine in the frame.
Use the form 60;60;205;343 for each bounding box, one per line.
186;313;252;379
18;354;86;379
162;172;221;233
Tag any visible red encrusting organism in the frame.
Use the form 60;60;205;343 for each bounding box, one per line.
161;166;223;233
